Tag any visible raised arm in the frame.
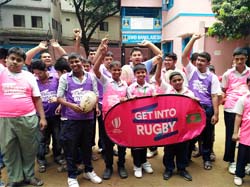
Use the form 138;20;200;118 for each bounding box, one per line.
182;34;202;67
50;39;67;56
154;55;163;86
73;28;82;54
25;41;48;65
138;40;162;56
93;38;108;79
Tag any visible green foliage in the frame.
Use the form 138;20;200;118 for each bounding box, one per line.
66;0;120;54
208;0;250;40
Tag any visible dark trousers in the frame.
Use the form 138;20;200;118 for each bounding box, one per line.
103;132;126;169
223;111;236;162
92;103;105;150
60;119;94;178
37;116;62;164
163;142;188;171
0;151;3;166
131;148;147;167
235;143;250;178
200;105;214;162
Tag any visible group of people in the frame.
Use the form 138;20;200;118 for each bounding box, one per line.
0;30;249;187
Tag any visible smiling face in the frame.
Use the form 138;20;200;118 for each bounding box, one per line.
135;69;147;85
164;57;176;71
68;57;83;73
6;53;24;73
110;64;122;81
196;56;209;73
130;51;143;66
40;52;52;67
170;74;184;92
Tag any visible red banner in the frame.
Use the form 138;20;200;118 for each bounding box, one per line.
104;94;206;147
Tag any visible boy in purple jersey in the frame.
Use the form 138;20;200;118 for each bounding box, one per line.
57;53;102;187
31;60;64;173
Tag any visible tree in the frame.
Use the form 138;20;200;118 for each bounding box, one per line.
0;0;12;6
66;0;120;55
208;0;250;40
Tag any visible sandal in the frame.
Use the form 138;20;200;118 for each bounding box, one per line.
204;161;212;170
25;177;44;186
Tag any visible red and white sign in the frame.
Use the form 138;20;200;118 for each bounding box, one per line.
104;94;206;147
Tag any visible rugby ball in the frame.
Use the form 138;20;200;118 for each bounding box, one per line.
80;91;97;113
121;64;134;85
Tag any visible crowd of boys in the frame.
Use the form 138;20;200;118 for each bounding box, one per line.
0;31;249;187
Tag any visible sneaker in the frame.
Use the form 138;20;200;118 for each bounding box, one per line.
24;177;44;186
118;166;128;179
142;162;153;174
134;166;142;178
210;152;216;162
234;176;243;186
245;163;250;175
38;163;46;173
147;150;158;158
67;178;79;187
228;162;236;174
83;171;102;184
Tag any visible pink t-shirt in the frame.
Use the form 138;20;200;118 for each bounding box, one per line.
234;93;250;146
223;68;250;110
0;66;40;117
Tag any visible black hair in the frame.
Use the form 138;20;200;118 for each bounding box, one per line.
105;51;114;57
0;48;8;59
169;71;183;81
233;47;248;57
198;52;211;62
208;65;215;73
30;59;46;71
82;58;92;65
164;52;177;61
39;50;50;59
110;61;121;69
54;57;71;72
133;63;147;73
68;53;83;61
190;52;199;62
130;47;142;56
7;47;26;61
89;47;97;53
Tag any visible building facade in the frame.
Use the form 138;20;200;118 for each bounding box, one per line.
0;0;62;51
121;0;249;75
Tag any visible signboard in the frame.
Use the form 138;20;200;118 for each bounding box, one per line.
122;33;161;44
104;94;206;147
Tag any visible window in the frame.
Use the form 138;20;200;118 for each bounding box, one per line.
100;21;108;31
66;18;70;22
31;16;43;28
182;37;191;52
13;15;25;27
162;41;173;54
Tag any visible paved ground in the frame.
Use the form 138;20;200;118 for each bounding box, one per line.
2;106;250;187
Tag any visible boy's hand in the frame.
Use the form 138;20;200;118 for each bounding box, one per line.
232;133;239;141
39;117;47;131
138;40;151;47
50;39;60;48
73;28;82;40
152;54;163;65
39;41;48;50
211;114;218;125
192;33;204;40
